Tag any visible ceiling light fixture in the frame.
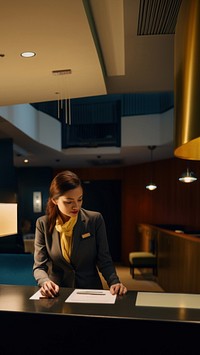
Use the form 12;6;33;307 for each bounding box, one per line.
179;168;197;183
146;182;157;191
20;51;36;58
146;145;157;191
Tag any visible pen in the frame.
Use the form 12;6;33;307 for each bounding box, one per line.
39;296;58;299
76;291;106;295
39;293;59;299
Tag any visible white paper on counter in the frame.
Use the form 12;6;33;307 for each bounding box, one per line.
136;292;200;309
65;289;116;304
29;289;43;300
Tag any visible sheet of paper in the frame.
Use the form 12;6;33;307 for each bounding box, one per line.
65;289;116;304
136;292;200;309
29;289;43;300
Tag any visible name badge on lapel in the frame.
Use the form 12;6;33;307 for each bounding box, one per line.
81;232;91;239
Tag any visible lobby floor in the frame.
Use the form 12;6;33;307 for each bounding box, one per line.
100;264;164;292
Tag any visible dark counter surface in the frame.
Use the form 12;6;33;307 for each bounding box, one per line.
1;285;200;354
1;284;200;323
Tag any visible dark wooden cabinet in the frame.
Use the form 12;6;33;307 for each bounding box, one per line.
137;223;200;293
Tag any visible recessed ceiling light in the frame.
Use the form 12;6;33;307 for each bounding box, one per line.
20;51;36;58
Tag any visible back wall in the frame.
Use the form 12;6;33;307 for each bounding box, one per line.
15;157;200;265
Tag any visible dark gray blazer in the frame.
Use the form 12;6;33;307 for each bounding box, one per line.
33;208;120;289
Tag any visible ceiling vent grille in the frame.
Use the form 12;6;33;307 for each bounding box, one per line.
137;0;182;35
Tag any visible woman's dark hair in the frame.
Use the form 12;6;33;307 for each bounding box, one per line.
46;170;82;234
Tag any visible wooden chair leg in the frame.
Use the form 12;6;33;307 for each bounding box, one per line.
131;267;135;278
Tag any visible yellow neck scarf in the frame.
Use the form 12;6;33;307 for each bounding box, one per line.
55;216;78;262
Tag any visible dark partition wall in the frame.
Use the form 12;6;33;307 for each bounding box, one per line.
17;167;53;233
82;180;121;262
0;138;17;202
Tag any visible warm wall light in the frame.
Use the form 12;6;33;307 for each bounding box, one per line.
0;203;18;237
33;191;42;213
179;168;197;183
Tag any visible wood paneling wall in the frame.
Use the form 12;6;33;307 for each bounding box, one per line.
68;157;200;265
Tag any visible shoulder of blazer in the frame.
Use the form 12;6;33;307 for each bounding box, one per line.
36;215;48;230
36;215;48;224
79;208;102;222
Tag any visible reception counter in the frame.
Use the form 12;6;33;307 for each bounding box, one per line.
0;284;200;354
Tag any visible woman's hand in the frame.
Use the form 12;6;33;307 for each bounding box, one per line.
40;280;59;298
110;283;127;296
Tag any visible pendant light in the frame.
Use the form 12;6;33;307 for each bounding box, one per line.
52;68;72;124
146;146;157;191
179;168;197;183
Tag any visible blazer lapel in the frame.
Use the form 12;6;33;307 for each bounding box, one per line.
51;227;63;259
71;210;88;260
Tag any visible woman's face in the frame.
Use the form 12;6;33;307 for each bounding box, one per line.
53;186;83;219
